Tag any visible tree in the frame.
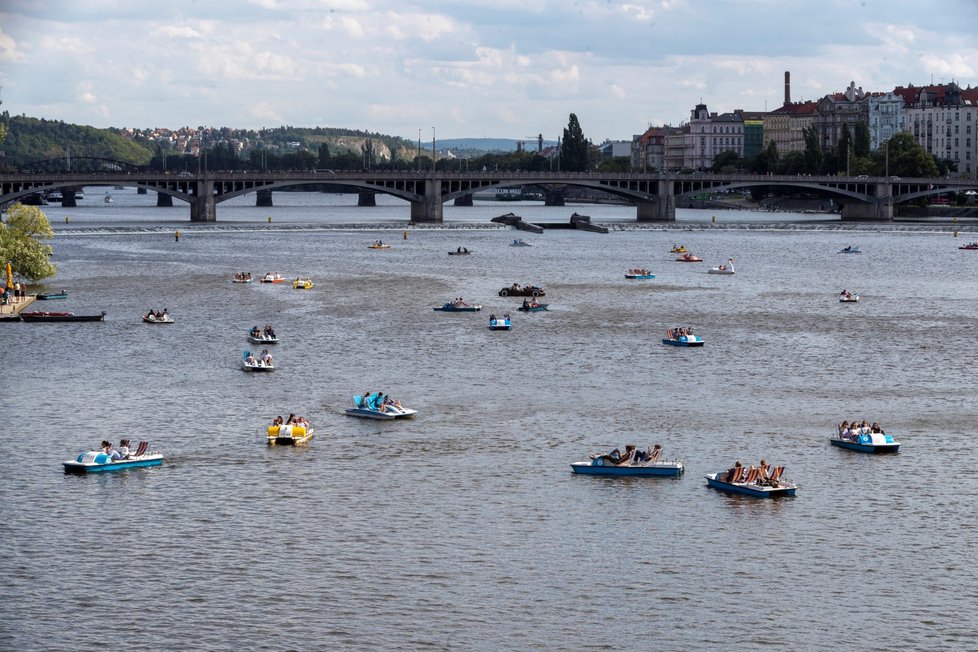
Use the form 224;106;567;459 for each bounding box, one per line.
0;203;57;281
711;150;742;173
853;121;870;157
879;133;939;177
803;125;822;174
318;142;331;169
561;113;590;172
750;141;779;174
837;123;852;174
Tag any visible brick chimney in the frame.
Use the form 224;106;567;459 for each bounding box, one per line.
784;71;791;105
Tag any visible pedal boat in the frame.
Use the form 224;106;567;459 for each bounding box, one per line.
840;294;859;303
345;397;417;420
143;314;174;324
489;316;512;330
705;471;797;498
958;243;978;250
838;246;862;254
510;239;532;247
36;291;68;300
670;245;687;253
259;272;286;283
248;333;279;344
517;303;548;312
624;270;655;280
267;424;314;446
433;302;482;312
368;242;391;249
830;432;900;453
571;458;684;477
242;351;275;371
708;260;735;275
292;278;314;289
63;450;164;474
662;334;704;347
676;253;703;262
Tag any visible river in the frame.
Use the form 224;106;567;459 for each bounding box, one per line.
1;189;977;650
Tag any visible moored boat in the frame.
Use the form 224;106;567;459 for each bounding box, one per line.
36;291;68;300
63;447;163;474
705;464;796;498
259;272;286;283
488;314;512;330
21;311;105;322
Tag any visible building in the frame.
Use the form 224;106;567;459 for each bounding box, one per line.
631;126;672;171
897;82;978;178
738;111;766;161
866;92;906;152
812;82;868;153
763;101;818;155
598;140;632;159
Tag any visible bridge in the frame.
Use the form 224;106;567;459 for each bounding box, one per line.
1;170;975;222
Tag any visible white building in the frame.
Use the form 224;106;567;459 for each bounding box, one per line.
866;92;907;152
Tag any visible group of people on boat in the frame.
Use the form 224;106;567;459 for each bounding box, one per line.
100;439;133;461
250;324;276;339
666;326;694;340
245;349;274;366
272;413;310;429
455;246;469;253
722;459;785;487
355;391;403;413
371;240;386;246
145;308;169;320
671;244;686;252
521;298;541;309
234;272;252;281
838;420;885;441
840;289;857;300
450;297;471;308
627;268;651;276
488;313;511;322
591;444;663;466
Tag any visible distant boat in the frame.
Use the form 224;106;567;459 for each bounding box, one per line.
35;291;68;300
104;193;112;204
838;245;862;254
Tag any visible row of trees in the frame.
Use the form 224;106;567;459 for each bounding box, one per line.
713;127;943;178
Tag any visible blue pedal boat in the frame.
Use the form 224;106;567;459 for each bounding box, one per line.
489;316;512;330
63;450;164;474
433;302;482;312
571;459;684;477
517;303;548;312
838;246;862;254
830;433;900;453
705;472;797;498
624;273;655;280
36;291;68;300
345;395;417;419
662;334;704;347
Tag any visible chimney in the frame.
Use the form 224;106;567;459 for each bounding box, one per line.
784;71;791;105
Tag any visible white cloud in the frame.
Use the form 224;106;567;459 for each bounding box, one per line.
153;25;203;39
0;26;24;62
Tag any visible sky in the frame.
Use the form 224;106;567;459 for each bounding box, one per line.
1;0;977;142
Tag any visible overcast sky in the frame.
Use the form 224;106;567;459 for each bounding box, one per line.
1;0;976;141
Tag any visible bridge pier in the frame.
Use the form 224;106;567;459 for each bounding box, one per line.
137;187;147;195
841;186;893;221
256;189;273;207
190;180;216;222
636;180;675;221
358;191;377;207
453;194;473;207
544;189;565;206
409;179;444;223
61;193;77;208
156;193;173;207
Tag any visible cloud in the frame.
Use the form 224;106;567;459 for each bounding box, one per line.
250;101;283;123
153;25;204;39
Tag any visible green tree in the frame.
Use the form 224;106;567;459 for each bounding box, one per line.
596;156;631;172
561;113;590;172
318;142;332;168
853;121;870;157
837;123;852;174
711;150;742;173
750;141;779;174
879;133;939;177
803;124;822;174
0;203;57;281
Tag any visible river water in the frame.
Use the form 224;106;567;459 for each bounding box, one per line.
2;189;977;650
